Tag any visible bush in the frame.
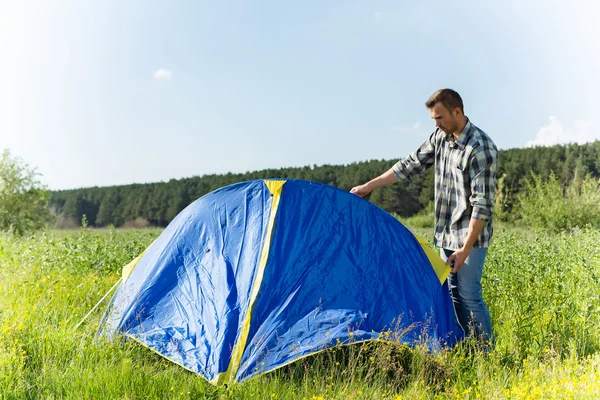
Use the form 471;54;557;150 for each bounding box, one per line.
517;172;600;232
122;217;152;229
0;149;53;235
399;202;435;228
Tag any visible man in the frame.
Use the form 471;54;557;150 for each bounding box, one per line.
350;88;498;345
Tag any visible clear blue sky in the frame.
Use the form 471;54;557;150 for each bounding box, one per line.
1;0;599;190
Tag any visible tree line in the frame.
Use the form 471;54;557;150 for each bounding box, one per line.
49;141;600;228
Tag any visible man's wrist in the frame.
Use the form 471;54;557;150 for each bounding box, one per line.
368;179;383;191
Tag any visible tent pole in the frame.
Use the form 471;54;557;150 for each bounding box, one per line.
73;277;122;331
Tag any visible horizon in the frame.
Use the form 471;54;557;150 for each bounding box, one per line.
48;139;600;192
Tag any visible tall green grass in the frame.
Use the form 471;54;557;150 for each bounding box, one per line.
1;226;599;399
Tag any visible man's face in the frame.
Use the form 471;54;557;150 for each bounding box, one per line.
429;102;459;135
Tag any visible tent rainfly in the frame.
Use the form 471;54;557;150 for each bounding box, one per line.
97;179;463;384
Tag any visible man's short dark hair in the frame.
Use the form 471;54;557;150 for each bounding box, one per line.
425;89;464;114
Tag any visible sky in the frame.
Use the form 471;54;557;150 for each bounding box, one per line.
1;0;599;190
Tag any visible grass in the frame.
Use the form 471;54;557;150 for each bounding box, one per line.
1;225;599;399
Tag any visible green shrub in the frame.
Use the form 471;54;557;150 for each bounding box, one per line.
0;149;53;235
399;202;435;229
517;172;600;232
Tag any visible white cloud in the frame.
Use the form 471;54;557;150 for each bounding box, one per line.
393;122;423;133
526;117;598;147
154;68;172;80
374;11;384;21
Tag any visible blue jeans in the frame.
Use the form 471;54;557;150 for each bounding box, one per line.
441;248;494;346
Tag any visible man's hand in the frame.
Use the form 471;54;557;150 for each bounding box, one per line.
447;246;472;273
448;219;486;273
350;183;372;198
350;169;399;198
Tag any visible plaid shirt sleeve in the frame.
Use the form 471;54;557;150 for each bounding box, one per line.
392;131;437;180
469;144;498;220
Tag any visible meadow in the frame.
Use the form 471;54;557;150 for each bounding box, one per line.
1;224;599;399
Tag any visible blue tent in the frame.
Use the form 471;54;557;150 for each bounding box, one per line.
98;179;463;384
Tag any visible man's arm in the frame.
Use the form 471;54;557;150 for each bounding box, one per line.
469;145;498;221
447;218;485;273
351;131;438;197
447;144;498;272
350;168;398;197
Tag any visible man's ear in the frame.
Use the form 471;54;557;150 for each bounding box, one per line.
453;107;462;117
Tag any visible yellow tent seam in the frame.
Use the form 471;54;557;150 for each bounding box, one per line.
122;247;151;282
414;236;451;284
215;179;286;384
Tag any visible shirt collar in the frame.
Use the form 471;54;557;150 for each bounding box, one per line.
453;118;472;149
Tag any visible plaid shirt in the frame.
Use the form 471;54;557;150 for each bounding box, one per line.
392;120;498;250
